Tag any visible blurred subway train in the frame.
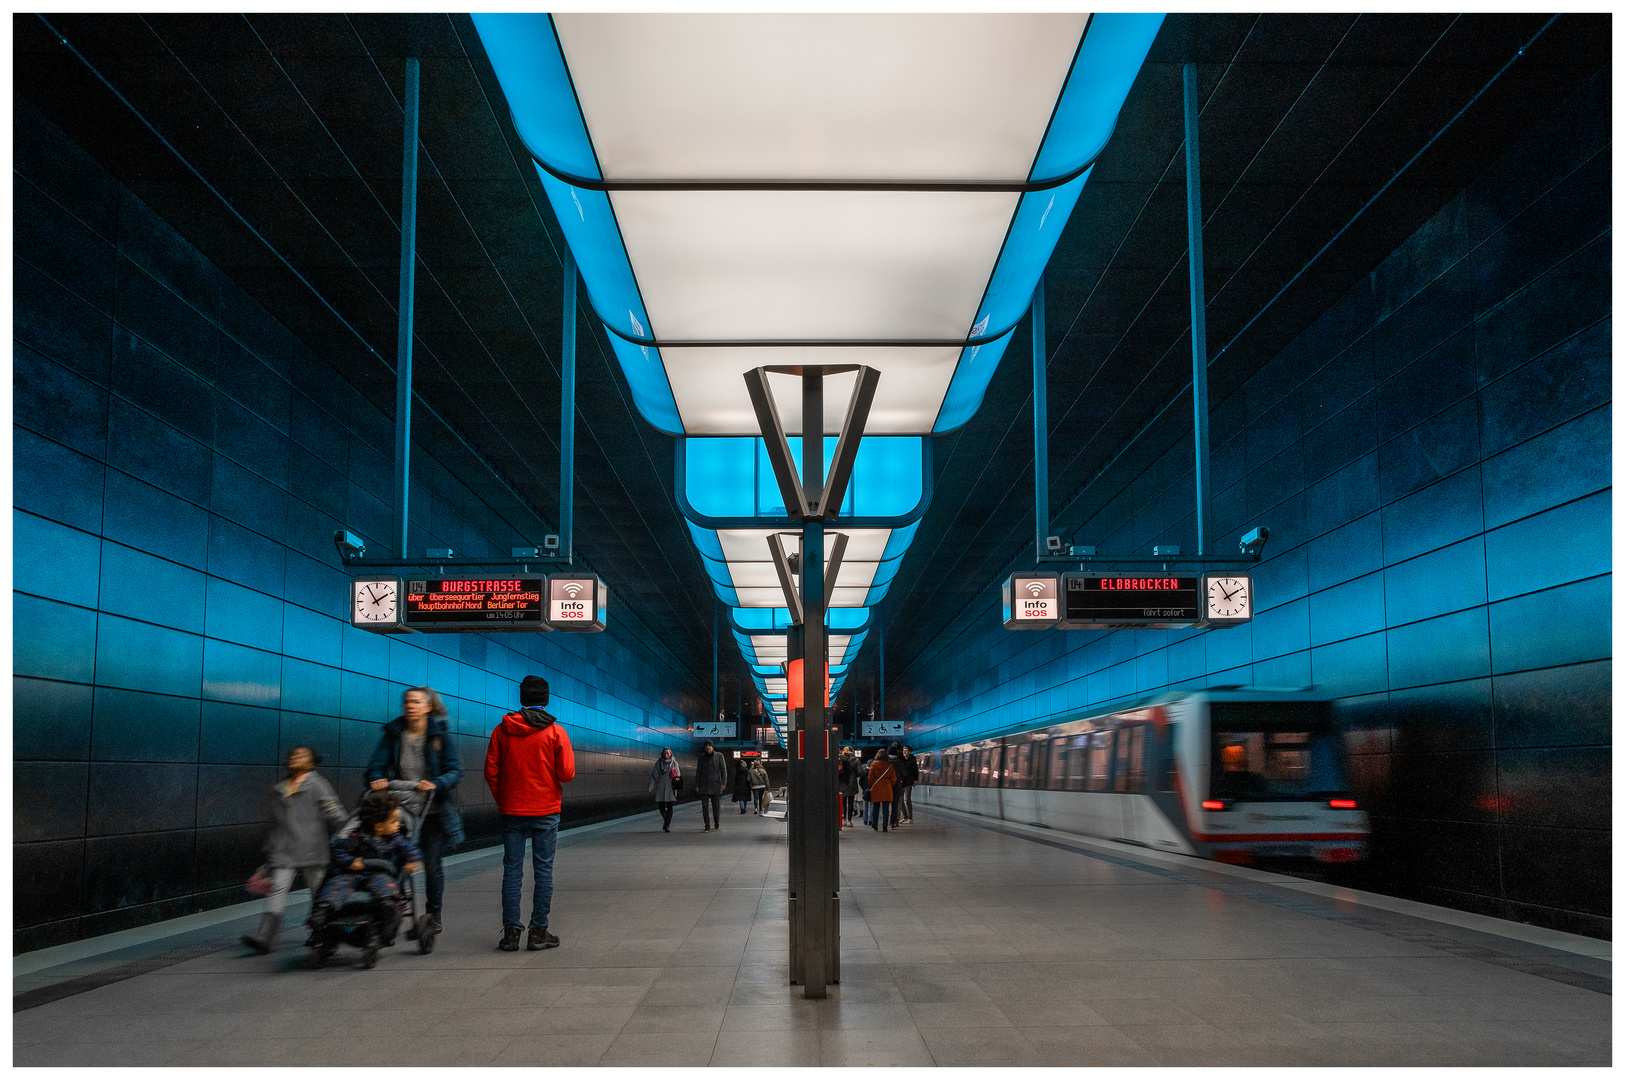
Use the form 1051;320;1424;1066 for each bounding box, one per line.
915;687;1368;865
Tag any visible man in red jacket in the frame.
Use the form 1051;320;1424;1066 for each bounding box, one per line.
486;675;575;951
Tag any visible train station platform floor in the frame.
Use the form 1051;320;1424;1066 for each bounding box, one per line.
14;803;1610;1067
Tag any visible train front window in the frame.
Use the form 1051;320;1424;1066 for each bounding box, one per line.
1209;702;1343;799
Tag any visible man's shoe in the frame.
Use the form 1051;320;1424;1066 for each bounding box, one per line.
528;926;560;950
425;913;443;934
498;926;522;952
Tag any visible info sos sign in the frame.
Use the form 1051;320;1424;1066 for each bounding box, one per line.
548;575;607;632
1003;574;1060;629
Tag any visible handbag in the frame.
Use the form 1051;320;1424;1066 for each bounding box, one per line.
246;865;274;897
672;773;684;792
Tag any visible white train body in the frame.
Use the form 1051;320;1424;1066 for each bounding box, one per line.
915;688;1368;865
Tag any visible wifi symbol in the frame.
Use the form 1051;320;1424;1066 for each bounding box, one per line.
1025;581;1046;596
562;583;583;599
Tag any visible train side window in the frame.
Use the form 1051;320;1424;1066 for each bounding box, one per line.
1113;726;1132;792
1013;742;1033;790
1126;724;1146;793
1046;738;1066;791
1157;730;1175;792
1088;731;1113;791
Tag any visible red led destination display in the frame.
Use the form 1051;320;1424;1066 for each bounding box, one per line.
1063;574;1200;627
404;578;545;628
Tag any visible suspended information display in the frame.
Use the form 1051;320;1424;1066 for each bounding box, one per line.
405;578;546;629
1061;574;1200;629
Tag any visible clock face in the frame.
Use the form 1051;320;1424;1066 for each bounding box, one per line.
353;579;399;624
1206;576;1251;620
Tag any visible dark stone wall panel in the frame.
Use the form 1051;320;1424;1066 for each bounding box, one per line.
12;104;699;950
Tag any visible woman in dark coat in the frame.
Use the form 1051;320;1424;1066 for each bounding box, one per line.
731;760;753;814
364;686;464;936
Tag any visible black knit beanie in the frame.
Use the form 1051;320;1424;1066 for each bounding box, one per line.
521;675;550;706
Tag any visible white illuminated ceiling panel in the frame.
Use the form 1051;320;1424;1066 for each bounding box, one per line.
716;529;891;562
736;587;791;608
667;346;960;435
610;190;1019;342
552;15;1086;182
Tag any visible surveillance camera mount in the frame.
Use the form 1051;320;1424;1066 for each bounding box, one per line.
1033;525;1269;569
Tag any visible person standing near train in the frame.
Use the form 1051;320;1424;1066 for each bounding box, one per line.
898;745;919;825
867;746;899;833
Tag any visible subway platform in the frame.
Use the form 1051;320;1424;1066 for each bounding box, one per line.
14;804;1610;1067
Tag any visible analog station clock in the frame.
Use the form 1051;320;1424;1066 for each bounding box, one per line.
351;577;408;632
1203;574;1252;624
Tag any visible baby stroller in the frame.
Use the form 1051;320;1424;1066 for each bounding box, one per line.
305;785;437;969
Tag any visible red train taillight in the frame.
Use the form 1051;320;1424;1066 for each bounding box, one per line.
1201;799;1229;811
1328;799;1357;809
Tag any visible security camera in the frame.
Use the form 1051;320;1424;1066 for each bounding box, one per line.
333;530;365;561
1045;535;1064;555
786;552;802;574
1240;526;1270;556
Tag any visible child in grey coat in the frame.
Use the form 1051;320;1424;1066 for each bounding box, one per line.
242;746;347;953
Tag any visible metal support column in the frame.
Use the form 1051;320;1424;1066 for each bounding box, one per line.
1184;62;1212;556
790;371;838;998
560;249;577;562
1032;278;1049;560
712;599;719;723
392;58;420;559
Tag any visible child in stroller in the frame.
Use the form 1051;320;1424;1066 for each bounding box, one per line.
305;791;423;969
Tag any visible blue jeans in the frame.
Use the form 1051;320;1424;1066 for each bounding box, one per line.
501;814;560;930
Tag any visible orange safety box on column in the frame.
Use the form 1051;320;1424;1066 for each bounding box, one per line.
786;659;830;710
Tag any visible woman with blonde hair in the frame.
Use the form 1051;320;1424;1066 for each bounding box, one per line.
364;686;464;942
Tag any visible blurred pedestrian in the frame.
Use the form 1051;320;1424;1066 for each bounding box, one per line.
695;740;730;832
486;675;576;951
748;758;770;814
732;758;753;814
650;747;680;832
365;686;464;939
867;747;899;833
899;744;919;825
242;745;346;953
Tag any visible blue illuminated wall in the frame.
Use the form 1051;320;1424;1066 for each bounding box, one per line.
12;102;702;952
897;72;1609;935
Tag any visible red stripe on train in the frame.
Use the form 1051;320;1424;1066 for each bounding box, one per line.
1192;831;1367;842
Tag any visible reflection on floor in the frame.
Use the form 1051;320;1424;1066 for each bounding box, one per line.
13;803;1610;1066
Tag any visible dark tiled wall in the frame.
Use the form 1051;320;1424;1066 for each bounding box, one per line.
899;72;1610;936
13;102;704;953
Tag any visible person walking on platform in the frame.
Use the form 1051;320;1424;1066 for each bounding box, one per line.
364;686;464;939
899;745;919;825
867;747;899;833
836;750;856;828
748;758;770;814
695;741;729;831
486;675;576;952
650;747;680;832
841;749;862;825
243;745;346;953
731;758;753;814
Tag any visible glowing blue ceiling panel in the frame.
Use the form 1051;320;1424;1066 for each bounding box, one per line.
472;14;1162;721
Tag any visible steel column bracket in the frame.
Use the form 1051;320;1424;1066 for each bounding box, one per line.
820;367;880;518
744;369;811;519
742;365;879;522
767;532;805;626
823;532;848;609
